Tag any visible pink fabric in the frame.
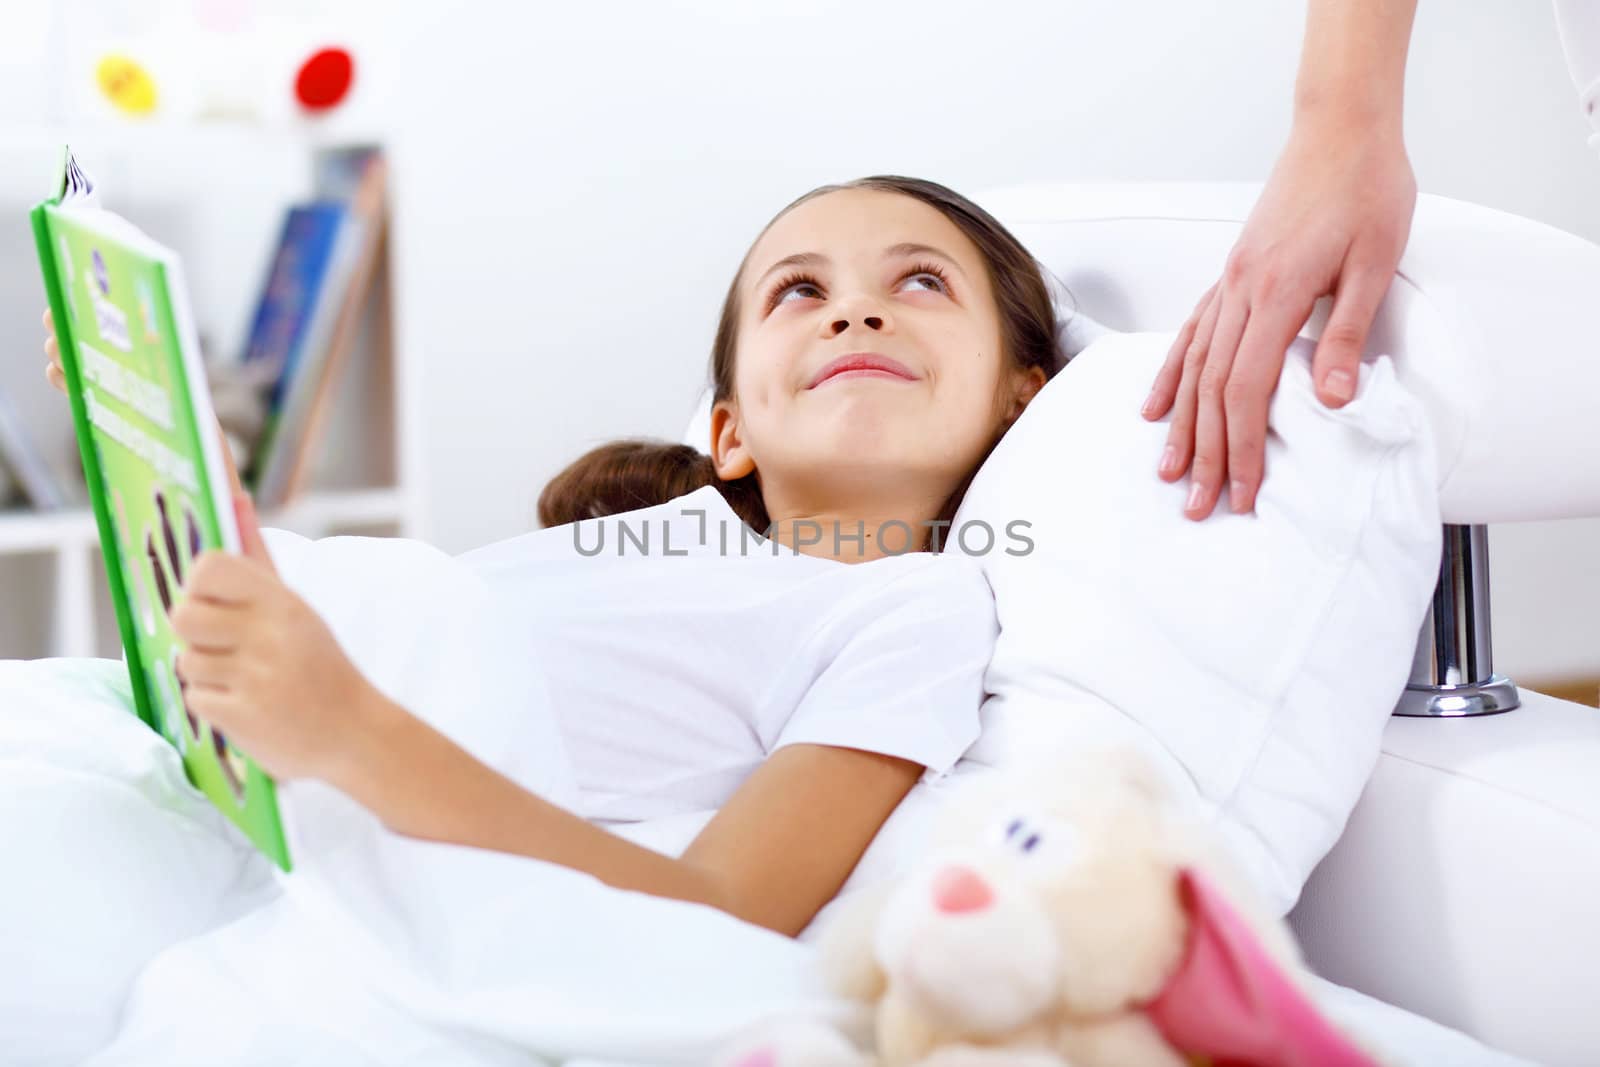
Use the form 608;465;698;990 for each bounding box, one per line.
1145;868;1379;1067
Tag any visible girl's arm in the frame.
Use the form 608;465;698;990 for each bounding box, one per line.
334;688;922;938
161;483;929;939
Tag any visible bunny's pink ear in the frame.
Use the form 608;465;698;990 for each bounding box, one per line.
1145;868;1380;1067
730;1050;778;1067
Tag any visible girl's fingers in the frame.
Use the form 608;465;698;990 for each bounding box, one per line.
170;597;241;652
44;333;67;393
42;306;52;331
175;647;234;689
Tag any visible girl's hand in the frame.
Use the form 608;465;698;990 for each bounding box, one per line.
170;491;385;785
45;306;249;499
42;307;66;394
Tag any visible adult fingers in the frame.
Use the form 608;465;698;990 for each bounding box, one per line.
1159;289;1223;483
1185;295;1250;520
1220;294;1315;514
1312;251;1395;408
1144;283;1218;421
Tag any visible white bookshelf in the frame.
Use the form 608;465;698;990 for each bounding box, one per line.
0;127;421;662
1;489;410;658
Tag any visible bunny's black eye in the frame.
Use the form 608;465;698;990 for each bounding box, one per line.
1022;833;1041;853
1005;818;1023;840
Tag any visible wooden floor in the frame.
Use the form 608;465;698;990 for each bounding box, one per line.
1529;677;1600;708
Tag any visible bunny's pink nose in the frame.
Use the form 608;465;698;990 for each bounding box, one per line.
931;865;993;913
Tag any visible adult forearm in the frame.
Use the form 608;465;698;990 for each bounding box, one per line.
1293;0;1418;133
331;691;737;921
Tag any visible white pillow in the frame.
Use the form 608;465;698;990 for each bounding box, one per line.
677;320;1439;916
0;533;587;1063
951;330;1442;915
0;657;277;1064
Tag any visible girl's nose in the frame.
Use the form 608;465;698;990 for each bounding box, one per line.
829;314;883;335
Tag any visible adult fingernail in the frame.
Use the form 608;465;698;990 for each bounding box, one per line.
1231;480;1249;513
1141;391;1159;418
1159;446;1178;475
1186;482;1205;512
1323;369;1355;403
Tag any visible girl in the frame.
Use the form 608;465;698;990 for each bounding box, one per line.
42;175;1065;938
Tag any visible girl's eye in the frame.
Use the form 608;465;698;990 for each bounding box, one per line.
902;262;952;294
764;261;952;314
766;273;823;312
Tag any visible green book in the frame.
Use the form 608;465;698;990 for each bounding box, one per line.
30;146;293;872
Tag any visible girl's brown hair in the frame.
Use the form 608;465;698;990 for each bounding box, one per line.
537;175;1068;546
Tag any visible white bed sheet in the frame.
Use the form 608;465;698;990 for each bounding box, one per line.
0;524;1543;1067
0;655;1533;1066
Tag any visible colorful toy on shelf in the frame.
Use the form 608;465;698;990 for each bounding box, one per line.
294;47;355;112
95;54;159;117
80;3;361;124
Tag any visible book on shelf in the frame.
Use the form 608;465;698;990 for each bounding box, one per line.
29;145;295;872
242;147;387;509
0;387;73;511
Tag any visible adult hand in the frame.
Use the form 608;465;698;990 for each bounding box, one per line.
1141;117;1417;519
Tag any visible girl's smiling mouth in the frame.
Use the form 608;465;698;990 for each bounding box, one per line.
808;352;918;389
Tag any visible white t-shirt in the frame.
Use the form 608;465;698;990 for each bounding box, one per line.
454;484;998;823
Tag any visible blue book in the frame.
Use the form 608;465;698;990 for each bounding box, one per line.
239;203;351;494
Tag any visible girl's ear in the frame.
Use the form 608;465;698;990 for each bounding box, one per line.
1006;367;1048;422
710;400;756;481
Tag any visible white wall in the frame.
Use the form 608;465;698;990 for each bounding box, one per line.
381;1;1599;684
0;1;1594;684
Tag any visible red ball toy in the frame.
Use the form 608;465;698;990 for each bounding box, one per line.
294;46;354;112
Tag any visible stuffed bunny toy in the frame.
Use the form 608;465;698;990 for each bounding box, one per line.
718;745;1383;1067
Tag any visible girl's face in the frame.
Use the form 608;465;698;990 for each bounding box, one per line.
711;189;1040;510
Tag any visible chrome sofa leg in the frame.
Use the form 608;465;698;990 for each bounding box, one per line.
1394;524;1521;717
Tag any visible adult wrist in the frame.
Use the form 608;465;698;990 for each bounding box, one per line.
1288;98;1407;164
1295;92;1403;137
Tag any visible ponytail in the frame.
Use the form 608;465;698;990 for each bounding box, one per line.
537;438;769;533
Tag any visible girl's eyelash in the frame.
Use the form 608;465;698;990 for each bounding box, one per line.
763;260;952;313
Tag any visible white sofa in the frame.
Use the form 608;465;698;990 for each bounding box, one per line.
964;181;1600;1067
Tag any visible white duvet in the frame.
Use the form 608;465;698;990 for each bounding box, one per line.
0;533;1535;1066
